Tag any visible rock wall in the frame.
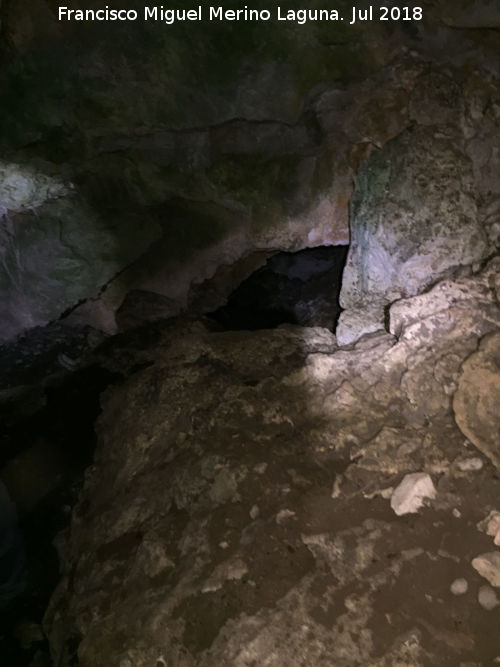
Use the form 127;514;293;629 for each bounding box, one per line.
0;1;499;342
337;120;492;343
337;62;500;343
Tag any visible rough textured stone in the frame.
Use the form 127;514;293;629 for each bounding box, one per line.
42;263;500;665
338;127;489;345
453;332;500;468
0;191;161;342
0;161;68;212
390;473;437;516
477;511;500;546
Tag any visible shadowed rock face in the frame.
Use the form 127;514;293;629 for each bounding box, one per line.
0;481;25;611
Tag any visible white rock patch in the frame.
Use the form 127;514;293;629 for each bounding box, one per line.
390;473;437;516
477;510;500;546
450;578;468;595
457;457;483;472
478;585;500;610
471;552;500;587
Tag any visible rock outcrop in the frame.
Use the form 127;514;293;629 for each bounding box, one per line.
337;126;490;344
44;259;500;665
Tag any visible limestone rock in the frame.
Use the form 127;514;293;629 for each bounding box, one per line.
0;161;68;212
456;457;483;472
339;127;489;345
0;192;161;343
336;303;386;346
478;586;500;611
453;332;500;468
477;511;500;546
450;578;468;595
390;473;437;516
471;552;500;587
389;259;500;338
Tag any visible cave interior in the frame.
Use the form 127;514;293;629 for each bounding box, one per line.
0;1;500;665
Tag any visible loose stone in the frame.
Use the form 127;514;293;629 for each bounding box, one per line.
457;457;483;471
390;473;437;516
450;578;468;595
478;585;500;610
471;552;500;587
477;511;500;546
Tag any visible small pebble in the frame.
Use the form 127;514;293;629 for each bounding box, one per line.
276;509;296;525
457;457;483;472
472;552;500;587
249;505;259;520
450;578;468;595
478;585;500;611
452;508;462;518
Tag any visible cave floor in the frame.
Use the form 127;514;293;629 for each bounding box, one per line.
1;260;499;666
36;259;500;666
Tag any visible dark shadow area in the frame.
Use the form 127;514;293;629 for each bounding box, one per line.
0;359;122;665
208;245;349;331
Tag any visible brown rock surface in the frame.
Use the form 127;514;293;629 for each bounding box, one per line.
43;262;500;665
453;332;500;468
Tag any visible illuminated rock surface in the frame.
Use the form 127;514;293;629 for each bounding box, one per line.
453;332;500;469
43;263;500;665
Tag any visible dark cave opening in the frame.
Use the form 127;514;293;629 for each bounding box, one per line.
208;245;349;331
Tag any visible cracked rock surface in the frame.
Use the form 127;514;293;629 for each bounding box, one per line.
45;258;500;666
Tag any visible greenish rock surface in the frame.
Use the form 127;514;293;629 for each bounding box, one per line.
337;127;491;345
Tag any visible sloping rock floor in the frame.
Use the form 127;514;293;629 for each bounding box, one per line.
37;256;500;665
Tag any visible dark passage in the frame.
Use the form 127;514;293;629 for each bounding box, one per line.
209;245;349;331
0;326;123;665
